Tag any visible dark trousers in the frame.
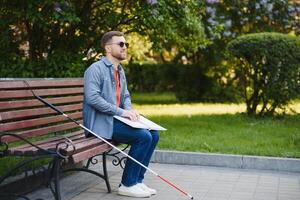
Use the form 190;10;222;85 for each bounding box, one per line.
112;119;159;186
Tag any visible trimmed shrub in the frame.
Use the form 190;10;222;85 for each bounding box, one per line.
174;65;213;102
125;63;218;102
228;32;300;115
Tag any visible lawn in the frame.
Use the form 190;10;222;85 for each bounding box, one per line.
147;114;300;158
132;93;300;158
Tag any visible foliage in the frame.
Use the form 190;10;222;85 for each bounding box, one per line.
125;32;154;64
181;0;300;104
173;65;212;102
194;0;299;64
125;63;175;92
143;0;206;55
204;0;299;41
227;32;300;115
131;92;178;105
126;63;240;102
1;0;299;104
0;0;205;77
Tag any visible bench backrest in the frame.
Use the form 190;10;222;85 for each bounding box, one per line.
0;78;84;144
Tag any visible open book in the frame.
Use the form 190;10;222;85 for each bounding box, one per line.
113;115;167;131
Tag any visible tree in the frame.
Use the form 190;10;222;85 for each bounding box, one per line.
228;32;300;115
182;0;300;103
0;0;206;77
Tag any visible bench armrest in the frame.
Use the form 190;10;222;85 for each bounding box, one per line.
55;136;76;158
0;133;75;159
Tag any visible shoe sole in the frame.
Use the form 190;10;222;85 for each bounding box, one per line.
117;191;151;198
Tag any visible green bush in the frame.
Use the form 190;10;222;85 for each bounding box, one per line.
125;63;178;93
125;63;241;102
0;56;239;103
173;65;212;102
228;32;300;115
126;64;160;92
0;51;87;78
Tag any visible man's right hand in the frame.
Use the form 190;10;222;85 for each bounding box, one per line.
121;110;139;121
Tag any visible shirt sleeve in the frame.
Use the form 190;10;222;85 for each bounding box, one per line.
84;64;123;116
123;84;132;110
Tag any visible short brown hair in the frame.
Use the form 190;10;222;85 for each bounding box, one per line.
101;31;124;49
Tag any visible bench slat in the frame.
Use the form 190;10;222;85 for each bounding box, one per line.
1;120;83;143
7;135;111;163
71;143;112;163
1;112;82;132
35;135;92;153
62;137;105;155
10;131;85;152
0;88;83;99
0;79;83;89
16;135;91;152
15;137;96;155
0;103;82;122
0;96;83;110
8;135;104;158
9;132;87;154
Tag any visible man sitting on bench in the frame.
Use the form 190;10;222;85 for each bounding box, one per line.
83;31;159;198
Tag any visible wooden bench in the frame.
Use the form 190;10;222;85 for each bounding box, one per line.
0;78;124;200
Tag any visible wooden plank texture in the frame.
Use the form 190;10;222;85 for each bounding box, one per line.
0;112;82;132
9;131;84;153
1;120;83;143
0;96;83;110
71;143;112;163
0;103;82;121
0;78;113;165
0;79;83;89
0;88;83;99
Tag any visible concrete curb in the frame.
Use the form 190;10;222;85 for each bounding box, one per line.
151;150;300;173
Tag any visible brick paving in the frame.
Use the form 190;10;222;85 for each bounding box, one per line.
29;162;300;200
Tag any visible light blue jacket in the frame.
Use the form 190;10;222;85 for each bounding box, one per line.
83;57;132;139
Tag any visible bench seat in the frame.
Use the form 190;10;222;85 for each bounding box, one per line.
0;78;121;200
7;131;113;163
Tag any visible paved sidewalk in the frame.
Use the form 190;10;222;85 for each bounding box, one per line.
29;162;300;200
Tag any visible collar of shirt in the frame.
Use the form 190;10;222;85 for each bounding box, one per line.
102;56;121;71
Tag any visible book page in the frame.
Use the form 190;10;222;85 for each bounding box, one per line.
113;115;167;131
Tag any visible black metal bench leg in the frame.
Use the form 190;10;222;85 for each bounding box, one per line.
52;157;62;200
103;153;111;193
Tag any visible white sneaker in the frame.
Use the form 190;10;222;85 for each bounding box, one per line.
117;184;151;198
137;183;157;195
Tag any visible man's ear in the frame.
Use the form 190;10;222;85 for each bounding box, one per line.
104;45;111;53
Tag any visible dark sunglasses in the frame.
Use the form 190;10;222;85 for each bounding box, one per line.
109;42;129;48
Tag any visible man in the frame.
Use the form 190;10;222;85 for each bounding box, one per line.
83;31;159;198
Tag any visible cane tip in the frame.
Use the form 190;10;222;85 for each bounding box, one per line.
190;197;194;200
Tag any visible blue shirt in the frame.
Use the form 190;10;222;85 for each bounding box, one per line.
83;57;132;139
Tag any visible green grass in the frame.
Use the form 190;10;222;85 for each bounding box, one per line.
130;92;300;158
0;156;51;177
149;114;300;158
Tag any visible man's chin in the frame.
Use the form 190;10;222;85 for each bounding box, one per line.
112;53;126;61
121;53;127;59
118;56;127;61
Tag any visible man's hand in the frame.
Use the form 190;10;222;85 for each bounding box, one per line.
121;109;140;121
